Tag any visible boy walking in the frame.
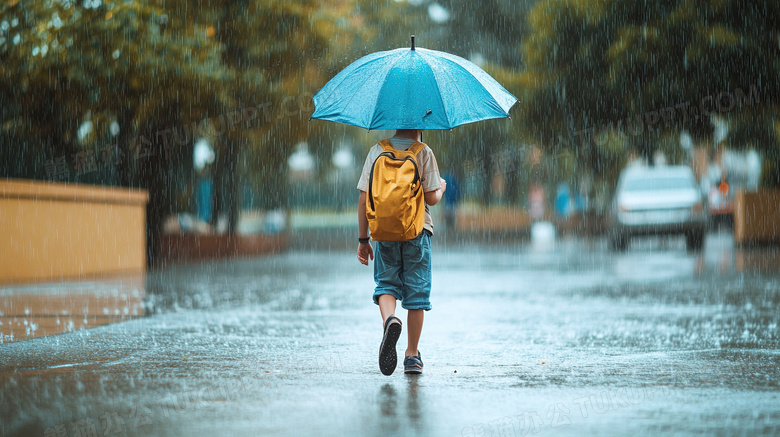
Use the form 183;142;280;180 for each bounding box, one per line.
356;129;446;376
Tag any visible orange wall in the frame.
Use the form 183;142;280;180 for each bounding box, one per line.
0;179;148;284
733;189;780;245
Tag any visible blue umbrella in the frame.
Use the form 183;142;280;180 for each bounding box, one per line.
311;37;517;130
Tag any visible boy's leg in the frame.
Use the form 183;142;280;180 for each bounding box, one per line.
378;301;402;376
374;240;404;375
374;240;403;321
378;294;397;325
405;309;424;357
399;231;432;359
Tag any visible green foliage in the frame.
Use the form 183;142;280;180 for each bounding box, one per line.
0;0;230;180
518;0;780;195
604;0;780;139
8;0;779;230
0;0;440;239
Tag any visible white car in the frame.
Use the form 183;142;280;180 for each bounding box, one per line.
609;165;709;251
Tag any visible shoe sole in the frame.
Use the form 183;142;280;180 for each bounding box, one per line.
378;321;402;376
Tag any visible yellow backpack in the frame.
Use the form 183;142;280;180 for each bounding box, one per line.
366;140;426;241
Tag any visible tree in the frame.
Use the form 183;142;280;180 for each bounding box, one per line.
0;0;360;262
517;0;780;196
604;0;780;184
1;0;234;262
502;0;626;210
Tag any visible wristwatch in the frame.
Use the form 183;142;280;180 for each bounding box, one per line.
358;237;370;244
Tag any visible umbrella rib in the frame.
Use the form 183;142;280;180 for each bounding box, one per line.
313;50;393;109
427;54;514;127
418;52;456;127
421;52;480;128
424;48;517;113
364;53;412;129
346;57;395;128
325;51;407;129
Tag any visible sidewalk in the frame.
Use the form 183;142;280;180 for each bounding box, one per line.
286;206;534;251
0;275;146;343
2;239;778;437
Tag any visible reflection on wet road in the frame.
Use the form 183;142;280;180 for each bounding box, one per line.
0;275;145;343
1;230;778;436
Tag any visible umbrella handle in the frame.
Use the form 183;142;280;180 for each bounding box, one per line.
411;35;415;51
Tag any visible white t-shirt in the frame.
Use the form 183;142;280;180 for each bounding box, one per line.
357;137;442;235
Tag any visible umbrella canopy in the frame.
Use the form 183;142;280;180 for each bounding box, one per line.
311;38;518;130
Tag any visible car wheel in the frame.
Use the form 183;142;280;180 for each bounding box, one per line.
685;230;705;252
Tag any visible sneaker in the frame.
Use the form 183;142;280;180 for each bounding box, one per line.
378;315;402;376
404;351;423;374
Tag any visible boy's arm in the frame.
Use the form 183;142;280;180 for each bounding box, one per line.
357;191;373;265
358;191;369;239
424;178;447;206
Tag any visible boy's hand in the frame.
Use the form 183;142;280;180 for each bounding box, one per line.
424;178;447;206
357;242;374;265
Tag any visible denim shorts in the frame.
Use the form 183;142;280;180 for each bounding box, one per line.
373;230;432;311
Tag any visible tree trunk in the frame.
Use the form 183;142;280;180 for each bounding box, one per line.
762;158;780;188
212;140;240;234
115;109;136;188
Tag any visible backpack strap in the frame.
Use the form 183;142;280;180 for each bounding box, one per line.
408;141;426;156
369;140;395;213
406;142;426;196
378;139;394;152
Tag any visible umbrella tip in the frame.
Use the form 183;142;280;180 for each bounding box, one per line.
411;35;415;51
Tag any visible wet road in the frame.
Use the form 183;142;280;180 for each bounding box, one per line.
2;230;779;436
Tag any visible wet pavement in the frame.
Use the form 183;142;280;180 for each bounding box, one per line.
2;229;779;436
0;275;146;343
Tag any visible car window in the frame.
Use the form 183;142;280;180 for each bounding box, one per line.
622;176;696;192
